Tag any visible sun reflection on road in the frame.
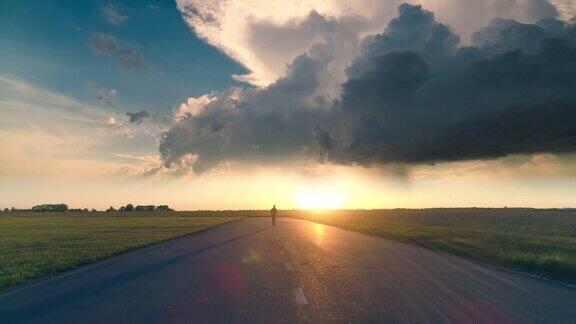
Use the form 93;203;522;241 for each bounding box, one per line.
313;223;325;246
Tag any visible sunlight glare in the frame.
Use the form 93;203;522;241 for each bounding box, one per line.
313;223;326;246
296;188;345;210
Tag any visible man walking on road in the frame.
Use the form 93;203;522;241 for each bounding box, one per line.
271;205;277;226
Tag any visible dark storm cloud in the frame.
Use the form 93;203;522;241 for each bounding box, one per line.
90;33;145;69
160;2;576;173
127;109;150;124
328;3;576;166
159;52;333;173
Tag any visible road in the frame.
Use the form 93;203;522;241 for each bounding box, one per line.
1;217;575;323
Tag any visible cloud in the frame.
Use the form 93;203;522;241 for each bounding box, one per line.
328;4;576;165
126;109;151;124
86;81;118;106
159;52;335;173
101;4;128;25
175;94;215;122
550;0;576;21
0;76;139;180
0;75;106;122
175;0;395;86
89;33;145;69
161;2;576;174
107;116;123;129
176;0;569;87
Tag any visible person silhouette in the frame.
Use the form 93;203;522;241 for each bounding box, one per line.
271;205;278;226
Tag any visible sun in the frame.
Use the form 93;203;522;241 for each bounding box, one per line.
295;188;346;210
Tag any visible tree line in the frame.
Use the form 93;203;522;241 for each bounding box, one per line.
108;204;173;212
2;203;173;213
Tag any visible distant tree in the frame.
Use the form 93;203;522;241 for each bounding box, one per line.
156;205;173;212
31;204;68;212
3;208;8;212
106;206;115;212
125;204;134;212
119;206;126;212
31;205;43;212
11;207;15;212
135;205;156;211
91;208;97;212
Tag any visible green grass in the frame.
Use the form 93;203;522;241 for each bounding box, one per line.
0;212;240;291
287;208;576;284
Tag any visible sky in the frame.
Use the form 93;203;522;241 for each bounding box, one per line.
1;0;576;210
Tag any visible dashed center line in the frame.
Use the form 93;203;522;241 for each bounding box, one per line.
285;262;293;271
294;288;308;304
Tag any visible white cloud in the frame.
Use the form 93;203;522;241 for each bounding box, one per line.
176;93;216;121
107;116;122;129
175;0;383;86
550;0;576;20
101;4;128;25
0;76;79;108
0;75;107;124
176;0;566;87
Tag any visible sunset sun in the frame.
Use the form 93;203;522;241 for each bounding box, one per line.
295;188;346;210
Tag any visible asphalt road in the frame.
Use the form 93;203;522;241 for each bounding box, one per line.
1;217;575;323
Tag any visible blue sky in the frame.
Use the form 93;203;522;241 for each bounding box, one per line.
0;0;245;113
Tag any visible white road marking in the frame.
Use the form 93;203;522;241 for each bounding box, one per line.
285;262;293;271
294;288;308;304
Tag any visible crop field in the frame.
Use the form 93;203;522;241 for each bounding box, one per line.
287;208;576;283
0;213;240;290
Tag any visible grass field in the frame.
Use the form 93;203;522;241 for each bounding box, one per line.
0;213;240;291
287;208;576;284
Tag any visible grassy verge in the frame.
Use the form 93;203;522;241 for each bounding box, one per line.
287;208;576;284
0;213;240;291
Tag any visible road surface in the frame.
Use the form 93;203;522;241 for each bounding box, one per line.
1;217;575;323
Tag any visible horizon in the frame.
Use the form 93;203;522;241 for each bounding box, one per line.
5;205;576;212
